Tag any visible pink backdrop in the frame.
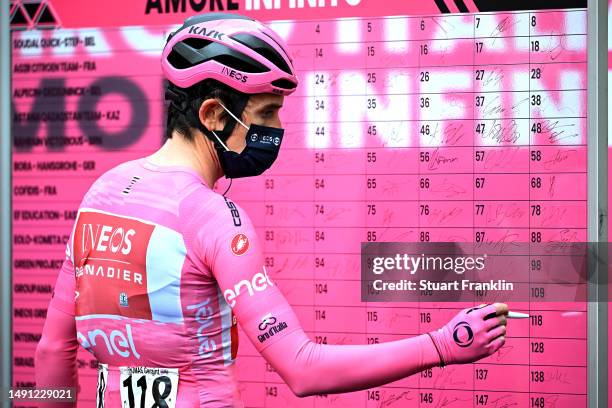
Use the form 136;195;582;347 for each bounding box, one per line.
10;1;593;407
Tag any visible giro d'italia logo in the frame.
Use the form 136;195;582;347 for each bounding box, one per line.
258;313;277;331
453;321;474;347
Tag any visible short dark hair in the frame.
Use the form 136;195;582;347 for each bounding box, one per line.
165;78;249;142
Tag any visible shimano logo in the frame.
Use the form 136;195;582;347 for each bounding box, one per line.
76;324;140;359
187;25;225;40
257;313;288;343
224;267;273;308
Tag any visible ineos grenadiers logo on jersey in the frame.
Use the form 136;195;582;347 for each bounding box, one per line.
81;223;136;255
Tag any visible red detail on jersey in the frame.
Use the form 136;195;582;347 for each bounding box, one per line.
230;233;249;256
231;312;239;360
73;211;155;319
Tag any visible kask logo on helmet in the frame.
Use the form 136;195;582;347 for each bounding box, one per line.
187;25;225;40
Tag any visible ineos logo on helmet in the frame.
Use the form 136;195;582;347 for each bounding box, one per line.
221;66;248;83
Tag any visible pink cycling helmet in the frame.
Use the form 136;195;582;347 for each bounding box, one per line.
162;13;298;96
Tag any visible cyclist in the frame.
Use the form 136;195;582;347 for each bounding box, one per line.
35;12;508;407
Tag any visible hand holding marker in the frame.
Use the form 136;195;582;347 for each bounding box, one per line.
482;305;529;320
427;304;527;367
508;311;530;318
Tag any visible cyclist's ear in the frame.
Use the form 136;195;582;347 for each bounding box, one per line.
198;98;227;133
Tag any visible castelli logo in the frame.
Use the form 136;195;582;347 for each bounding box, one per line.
452;321;474;347
231;233;249;256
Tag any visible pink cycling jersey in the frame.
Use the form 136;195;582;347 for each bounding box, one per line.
36;157;446;407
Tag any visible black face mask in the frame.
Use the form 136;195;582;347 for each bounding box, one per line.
211;104;284;179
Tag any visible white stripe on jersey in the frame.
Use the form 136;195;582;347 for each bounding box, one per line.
146;225;186;323
217;285;234;366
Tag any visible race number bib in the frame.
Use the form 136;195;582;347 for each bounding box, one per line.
96;364;179;408
120;366;179;408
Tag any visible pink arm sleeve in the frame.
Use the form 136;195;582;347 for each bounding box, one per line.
197;197;441;397
35;246;79;405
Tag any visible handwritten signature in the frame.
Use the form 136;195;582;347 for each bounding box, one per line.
427;147;460;171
